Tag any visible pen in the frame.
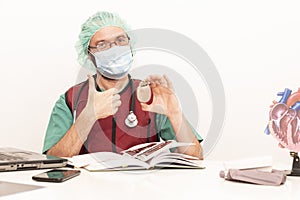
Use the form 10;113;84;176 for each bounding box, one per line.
66;163;75;169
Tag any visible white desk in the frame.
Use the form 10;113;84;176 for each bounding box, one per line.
1;160;300;200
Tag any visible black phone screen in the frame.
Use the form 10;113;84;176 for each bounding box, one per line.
32;169;81;182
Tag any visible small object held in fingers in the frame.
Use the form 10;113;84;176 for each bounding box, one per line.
137;80;152;103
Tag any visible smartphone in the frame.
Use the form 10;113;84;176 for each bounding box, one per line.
32;169;81;183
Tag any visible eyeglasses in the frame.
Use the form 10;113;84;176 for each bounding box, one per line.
89;35;130;52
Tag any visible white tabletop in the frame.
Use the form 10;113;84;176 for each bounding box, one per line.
0;160;300;200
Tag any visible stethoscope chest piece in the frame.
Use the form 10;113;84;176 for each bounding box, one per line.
125;111;138;128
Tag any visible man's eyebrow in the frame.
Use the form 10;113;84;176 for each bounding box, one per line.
94;34;127;44
94;39;106;44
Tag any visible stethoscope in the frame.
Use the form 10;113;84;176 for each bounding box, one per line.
73;75;154;152
73;75;138;128
124;79;138;128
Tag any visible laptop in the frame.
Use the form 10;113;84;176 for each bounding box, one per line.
0;147;68;172
0;181;44;197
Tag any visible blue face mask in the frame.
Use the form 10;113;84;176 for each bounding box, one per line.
92;46;133;79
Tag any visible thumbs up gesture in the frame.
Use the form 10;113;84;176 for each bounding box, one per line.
84;75;121;120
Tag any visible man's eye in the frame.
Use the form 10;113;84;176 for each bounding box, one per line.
117;37;127;42
97;42;107;48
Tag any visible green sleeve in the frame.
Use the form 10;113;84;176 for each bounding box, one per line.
155;114;203;142
42;94;73;153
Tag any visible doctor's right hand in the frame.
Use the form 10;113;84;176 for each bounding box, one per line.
84;75;121;120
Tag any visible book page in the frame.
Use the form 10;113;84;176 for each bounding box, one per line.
71;152;150;171
121;142;158;156
149;152;204;169
122;140;195;162
85;158;150;171
70;152;124;168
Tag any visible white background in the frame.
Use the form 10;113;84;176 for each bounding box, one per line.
0;0;299;166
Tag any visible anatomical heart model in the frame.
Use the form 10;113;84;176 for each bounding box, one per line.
265;88;300;176
267;88;300;151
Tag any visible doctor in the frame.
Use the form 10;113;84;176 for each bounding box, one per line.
43;11;203;159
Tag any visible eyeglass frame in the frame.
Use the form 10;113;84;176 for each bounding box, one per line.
88;34;130;52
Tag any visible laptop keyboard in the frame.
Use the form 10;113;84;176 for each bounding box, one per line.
0;153;23;161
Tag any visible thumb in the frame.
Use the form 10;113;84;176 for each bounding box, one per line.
87;74;96;94
140;102;151;112
105;87;118;95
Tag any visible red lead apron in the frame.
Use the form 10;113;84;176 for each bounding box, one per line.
66;76;158;154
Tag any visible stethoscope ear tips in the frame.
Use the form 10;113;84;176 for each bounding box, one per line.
125;111;138;128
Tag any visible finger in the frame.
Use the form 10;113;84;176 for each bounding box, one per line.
145;74;163;83
163;75;174;90
104;87;118;95
112;95;121;107
144;75;164;88
149;81;157;88
149;75;167;87
87;74;96;94
159;78;167;87
140;103;151;112
112;94;120;101
112;106;119;115
150;84;172;95
111;93;121;113
113;99;122;108
111;98;121;114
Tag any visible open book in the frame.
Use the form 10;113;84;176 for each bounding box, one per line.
69;140;204;171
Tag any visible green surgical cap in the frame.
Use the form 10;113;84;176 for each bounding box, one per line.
75;11;132;70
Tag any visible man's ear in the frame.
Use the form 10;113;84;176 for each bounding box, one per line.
88;51;97;67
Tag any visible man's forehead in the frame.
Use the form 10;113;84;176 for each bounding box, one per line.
92;26;126;41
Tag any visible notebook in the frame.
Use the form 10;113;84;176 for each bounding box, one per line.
0;147;68;172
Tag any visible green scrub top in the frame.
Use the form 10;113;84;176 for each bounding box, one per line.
43;94;203;153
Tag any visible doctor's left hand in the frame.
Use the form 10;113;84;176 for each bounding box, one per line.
140;75;182;118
